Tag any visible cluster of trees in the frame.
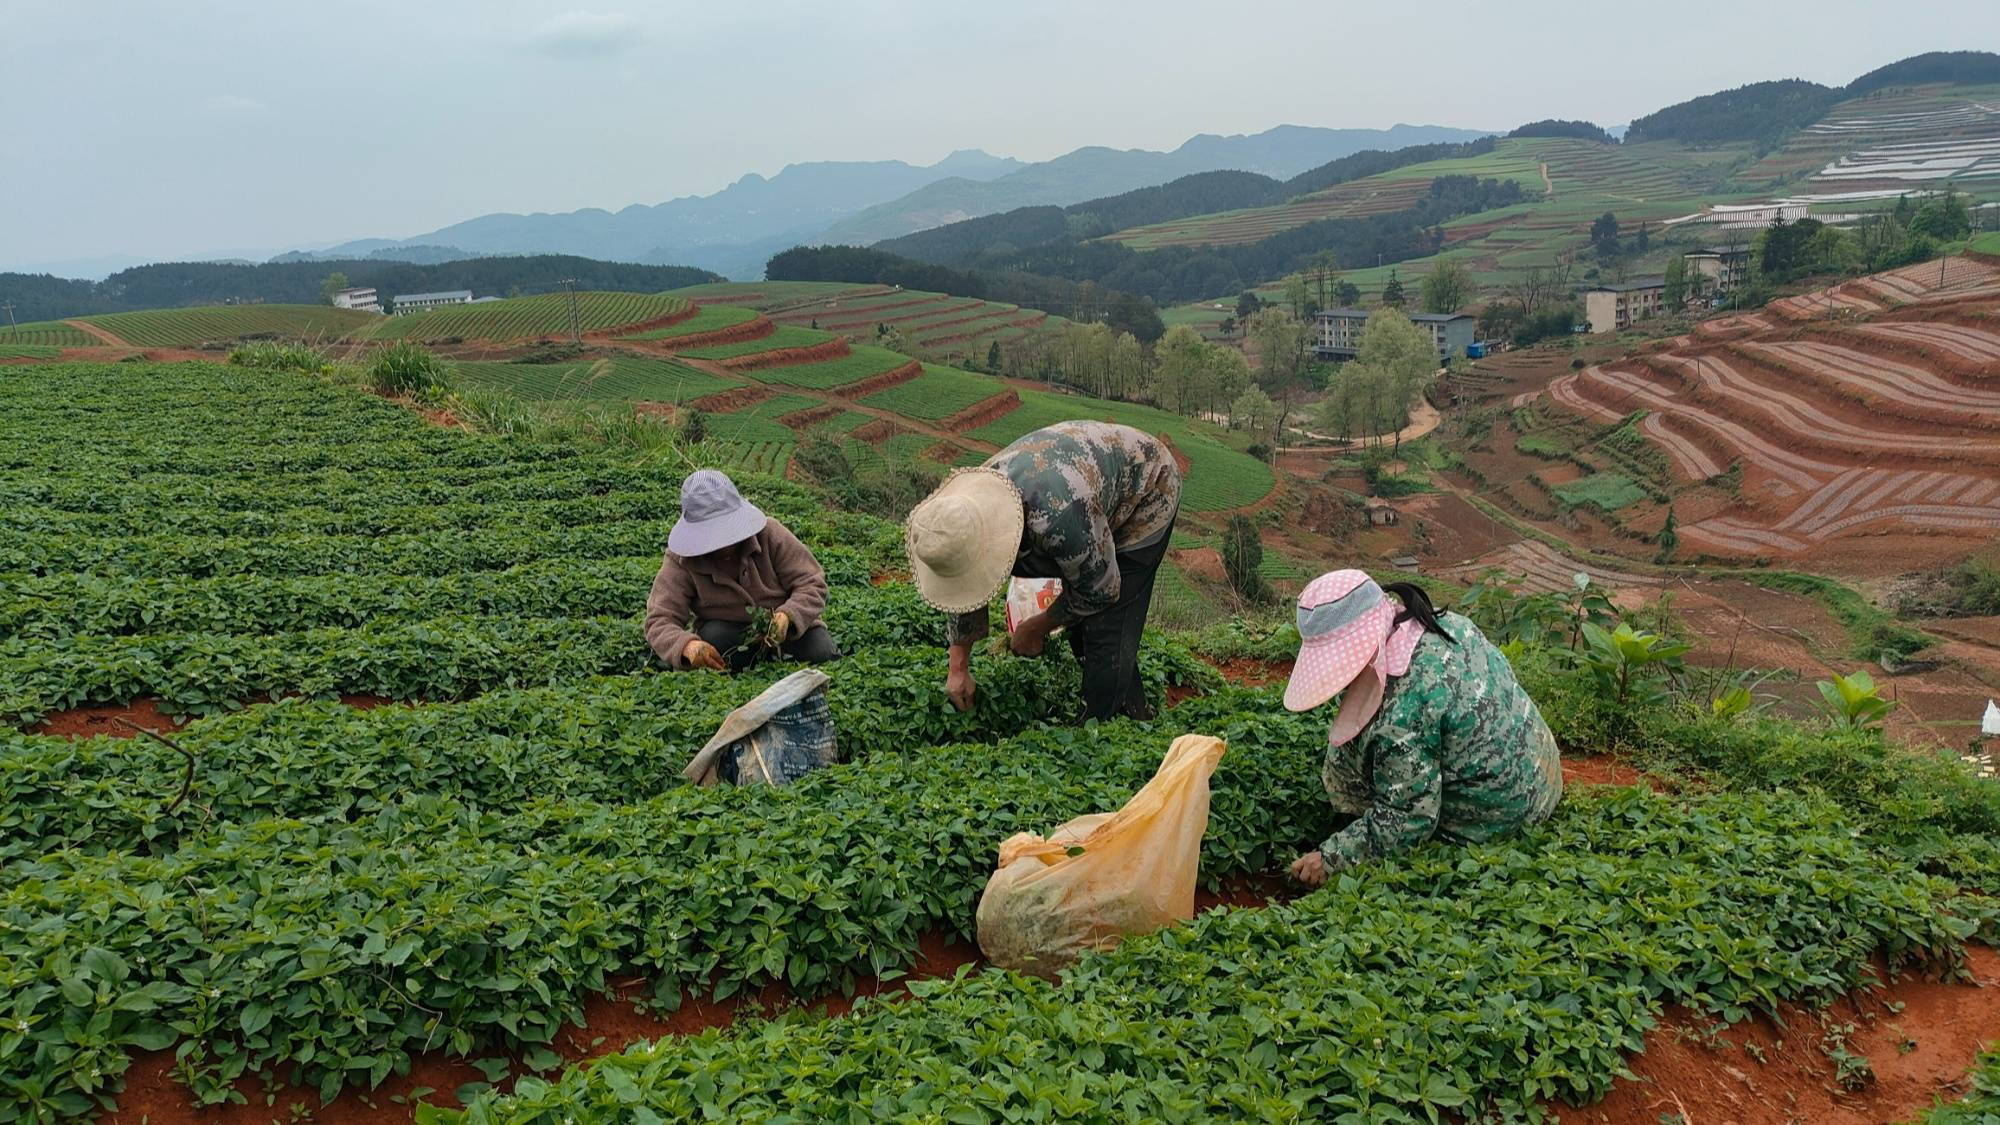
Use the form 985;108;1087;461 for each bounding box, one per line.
1508;120;1617;144
1315;309;1440;452
0;256;720;324
1624;79;1840;148
1846;51;2000;98
1471;261;1583;347
1740;188;1975;294
765;245;1166;342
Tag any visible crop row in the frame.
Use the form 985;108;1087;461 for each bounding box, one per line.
2;688;1301;1118
0;489;688;541
856;364;1007;421
747;346;912;391
353;293;689;343
616;305;759;341
79;305;376;347
0;583;969;723
676;325;831;360
0;321;94;347
438;784;1961;1124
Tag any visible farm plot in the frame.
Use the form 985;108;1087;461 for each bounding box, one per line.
0;345;60;361
969;388;1274;511
353;292;689;342
615;304;759;341
78;304;378;346
747;345;914;391
451;355;741;402
677;324;832;360
667;280;894;313
0;320;97;347
856;363;1006;420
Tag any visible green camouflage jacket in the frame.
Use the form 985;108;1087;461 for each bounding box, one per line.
1318;612;1563;870
947;421;1181;646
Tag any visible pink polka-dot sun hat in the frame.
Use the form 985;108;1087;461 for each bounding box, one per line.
1283;570;1426;743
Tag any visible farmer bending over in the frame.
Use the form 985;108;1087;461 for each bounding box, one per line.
904;421;1181;722
1281;570;1563;887
644;469;837;672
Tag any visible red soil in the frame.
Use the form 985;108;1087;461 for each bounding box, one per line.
831;358;923;399
716;338;851;372
1562;754;1647;787
688;384;775;413
1157;432;1193;475
851;418;904;444
942;389;1020;433
922;440;962;464
918;312;1049;349
31;698;187;738
64;318;130;346
649;315;774;351
1570;945;2000;1125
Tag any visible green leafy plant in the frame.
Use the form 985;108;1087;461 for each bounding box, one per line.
1579;620;1690;707
368;339;452;399
1817;669;1896;731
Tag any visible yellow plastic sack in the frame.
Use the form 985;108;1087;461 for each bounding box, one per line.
975;734;1227;977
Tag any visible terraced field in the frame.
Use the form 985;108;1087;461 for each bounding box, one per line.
615;304;759;342
672;281;1060;367
351;292;690;343
1540;259;2000;563
857;364;1010;421
0;321;97;347
78;304;379;347
450;355;739;403
1740;83;2000;203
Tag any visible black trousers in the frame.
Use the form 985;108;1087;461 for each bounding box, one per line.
696;618;840;673
1064;518;1175;723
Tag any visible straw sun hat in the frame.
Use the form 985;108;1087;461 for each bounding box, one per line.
1284;570;1427;745
904;468;1025;613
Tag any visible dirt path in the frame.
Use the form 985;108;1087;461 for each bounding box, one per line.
1539;161;1553;196
64;319;129;346
1275;398;1441;455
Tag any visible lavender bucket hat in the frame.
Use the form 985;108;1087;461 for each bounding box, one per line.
668;470;767;557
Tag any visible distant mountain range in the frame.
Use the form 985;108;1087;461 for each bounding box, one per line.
301;124;1491;279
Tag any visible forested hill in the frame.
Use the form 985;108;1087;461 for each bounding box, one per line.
877;138;1499;267
0;256;720;323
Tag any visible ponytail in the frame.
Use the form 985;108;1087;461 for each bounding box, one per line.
1382;581;1455;643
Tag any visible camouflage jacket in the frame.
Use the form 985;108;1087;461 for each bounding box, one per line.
1318;612;1563;871
947;421;1182;645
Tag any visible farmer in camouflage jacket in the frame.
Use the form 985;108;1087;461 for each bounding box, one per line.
904;421;1182;722
1279;570;1564;885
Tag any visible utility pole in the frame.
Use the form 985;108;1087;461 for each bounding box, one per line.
0;303;15;329
561;278;580;343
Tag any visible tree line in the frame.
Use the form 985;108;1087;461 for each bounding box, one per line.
0;256;720;323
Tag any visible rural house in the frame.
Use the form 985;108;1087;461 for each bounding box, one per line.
1315;308;1474;361
1581;279;1666;334
330;287;381;313
1684;245;1752;295
391;289;473;314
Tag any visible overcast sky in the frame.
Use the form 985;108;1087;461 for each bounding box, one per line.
0;0;1988;274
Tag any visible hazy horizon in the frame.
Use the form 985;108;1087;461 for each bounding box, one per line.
1;0;1989;274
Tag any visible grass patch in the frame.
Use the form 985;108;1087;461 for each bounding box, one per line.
1553;472;1647;512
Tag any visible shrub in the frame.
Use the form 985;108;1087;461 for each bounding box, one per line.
227;341;328;374
1220;515;1272;605
368;340;451;399
792;430;942;521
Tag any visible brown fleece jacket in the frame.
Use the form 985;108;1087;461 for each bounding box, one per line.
643;517;829;668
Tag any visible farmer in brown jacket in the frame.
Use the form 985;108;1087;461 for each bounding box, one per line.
644;470;837;672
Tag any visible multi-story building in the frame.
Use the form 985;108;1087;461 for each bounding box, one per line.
390;289;473;314
1580;279;1666;334
329;287;382;314
1683;245;1753;296
1314;308;1475;361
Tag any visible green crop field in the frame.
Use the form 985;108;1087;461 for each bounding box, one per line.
77;304;379;347
0;320;96;347
857;363;1005;420
668;280;894;313
878;431;948;460
0;345;61;361
616;304;759;341
8;358;2000;1125
677;324;831;360
450;355;740;403
701;392;821;444
1553;471;1649;512
352;292;689;343
970;388;1273;511
748;344;911;390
